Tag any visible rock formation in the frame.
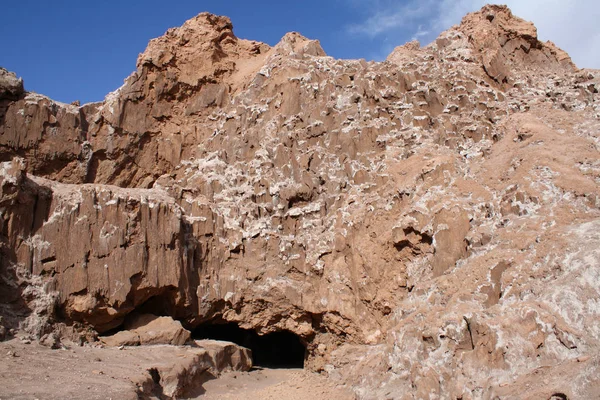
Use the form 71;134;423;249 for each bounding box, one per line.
0;338;252;399
100;313;192;347
1;4;600;398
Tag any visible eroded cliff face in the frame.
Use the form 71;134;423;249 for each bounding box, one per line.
1;5;600;398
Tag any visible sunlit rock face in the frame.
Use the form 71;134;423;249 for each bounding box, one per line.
1;5;600;398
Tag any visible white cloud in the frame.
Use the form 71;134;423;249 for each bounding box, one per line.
347;0;439;37
348;0;600;68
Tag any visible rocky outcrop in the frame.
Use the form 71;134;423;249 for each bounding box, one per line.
0;68;25;159
1;4;600;399
143;339;252;399
100;314;191;346
0;338;252;399
435;4;576;85
0;68;24;101
0;158;196;333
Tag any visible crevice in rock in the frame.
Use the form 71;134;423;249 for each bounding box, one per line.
463;316;475;350
393;227;433;256
193;321;306;368
85;150;107;183
145;367;167;400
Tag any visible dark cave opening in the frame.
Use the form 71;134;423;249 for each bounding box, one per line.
194;322;306;368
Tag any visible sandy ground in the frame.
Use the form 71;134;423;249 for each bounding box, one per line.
199;368;355;400
0;339;139;400
0;339;355;400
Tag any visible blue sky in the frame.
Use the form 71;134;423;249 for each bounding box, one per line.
2;1;598;104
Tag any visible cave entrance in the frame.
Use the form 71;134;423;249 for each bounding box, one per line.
194;322;306;368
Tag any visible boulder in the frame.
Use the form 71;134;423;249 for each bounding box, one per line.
100;314;191;347
99;330;141;347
